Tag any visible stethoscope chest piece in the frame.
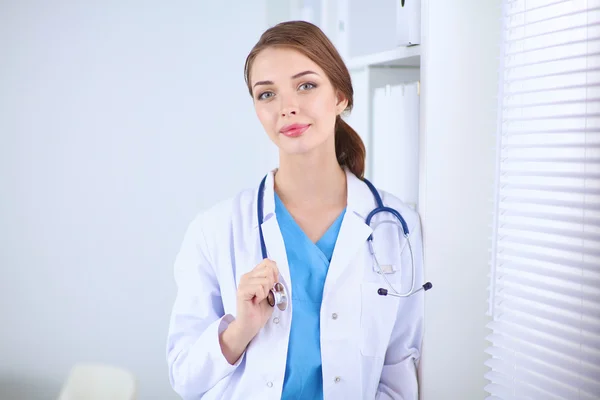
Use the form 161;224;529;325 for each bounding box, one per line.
267;282;288;311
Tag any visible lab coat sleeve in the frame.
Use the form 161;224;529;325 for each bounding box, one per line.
375;216;424;400
166;215;243;399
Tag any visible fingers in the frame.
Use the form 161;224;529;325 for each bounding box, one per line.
238;281;269;302
256;259;279;283
247;276;273;302
242;259;279;283
238;259;281;303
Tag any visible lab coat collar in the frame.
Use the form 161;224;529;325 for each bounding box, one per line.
254;169;277;228
253;167;378;226
344;167;379;220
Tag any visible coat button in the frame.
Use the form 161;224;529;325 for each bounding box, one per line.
267;381;273;388
334;376;341;383
273;317;280;324
332;313;338;320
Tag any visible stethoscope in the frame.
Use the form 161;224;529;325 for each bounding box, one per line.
257;175;433;311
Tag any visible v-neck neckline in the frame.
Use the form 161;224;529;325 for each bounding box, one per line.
274;192;346;263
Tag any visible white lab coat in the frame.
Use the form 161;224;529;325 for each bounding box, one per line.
166;168;424;400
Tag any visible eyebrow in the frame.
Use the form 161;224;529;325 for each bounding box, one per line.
253;70;319;88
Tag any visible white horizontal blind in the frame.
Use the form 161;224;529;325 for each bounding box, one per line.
487;1;600;399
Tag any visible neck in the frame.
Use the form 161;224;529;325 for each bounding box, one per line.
274;152;347;209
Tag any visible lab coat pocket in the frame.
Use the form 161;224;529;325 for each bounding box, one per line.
359;282;400;358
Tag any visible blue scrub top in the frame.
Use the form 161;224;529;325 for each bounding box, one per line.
274;192;346;400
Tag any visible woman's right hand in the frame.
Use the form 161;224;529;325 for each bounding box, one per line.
234;259;280;339
219;259;280;364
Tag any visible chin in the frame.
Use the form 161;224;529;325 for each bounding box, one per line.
275;131;331;157
280;144;315;156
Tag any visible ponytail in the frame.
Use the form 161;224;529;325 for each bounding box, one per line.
335;116;366;179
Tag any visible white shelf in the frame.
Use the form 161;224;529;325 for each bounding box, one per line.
346;45;421;70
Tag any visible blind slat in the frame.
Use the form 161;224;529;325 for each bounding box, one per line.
505;36;600;57
507;20;600;44
501;196;600;211
502;157;600;163
505;82;600;97
502;143;600;150
505;98;600;109
505;113;600;122
497;309;600;352
505;69;600;85
501;183;600;195
494;298;600;343
499;222;600;243
499;248;600;273
501;172;600;180
497;285;600;318
505;127;600;135
497;261;600;289
506;52;600;71
499;238;600;259
498;271;600;305
498;209;600;228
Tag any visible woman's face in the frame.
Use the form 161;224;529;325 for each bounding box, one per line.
250;47;347;158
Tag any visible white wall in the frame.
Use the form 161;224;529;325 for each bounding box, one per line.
0;2;276;399
418;0;501;398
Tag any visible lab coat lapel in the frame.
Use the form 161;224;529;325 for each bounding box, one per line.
324;169;375;295
256;171;292;293
261;218;292;290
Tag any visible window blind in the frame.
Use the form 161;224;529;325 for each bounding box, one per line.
487;1;600;399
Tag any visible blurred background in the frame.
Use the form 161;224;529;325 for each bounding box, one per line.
5;1;593;400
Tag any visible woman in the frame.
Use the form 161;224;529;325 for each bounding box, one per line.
166;20;424;400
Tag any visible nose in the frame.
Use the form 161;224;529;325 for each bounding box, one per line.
280;106;298;118
279;93;299;118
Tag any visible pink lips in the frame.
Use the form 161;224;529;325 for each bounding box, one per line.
279;123;310;138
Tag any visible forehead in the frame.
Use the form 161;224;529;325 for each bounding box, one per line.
250;47;325;84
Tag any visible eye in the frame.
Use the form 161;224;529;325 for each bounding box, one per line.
298;82;317;91
257;91;274;101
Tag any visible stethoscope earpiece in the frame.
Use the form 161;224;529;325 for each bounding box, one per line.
267;282;288;311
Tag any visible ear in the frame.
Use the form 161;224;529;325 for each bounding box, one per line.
335;90;349;115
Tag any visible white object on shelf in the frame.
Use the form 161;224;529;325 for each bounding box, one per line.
57;363;137;400
371;82;420;206
328;0;422;61
396;0;421;46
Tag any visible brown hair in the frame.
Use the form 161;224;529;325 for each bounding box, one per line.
244;20;366;179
